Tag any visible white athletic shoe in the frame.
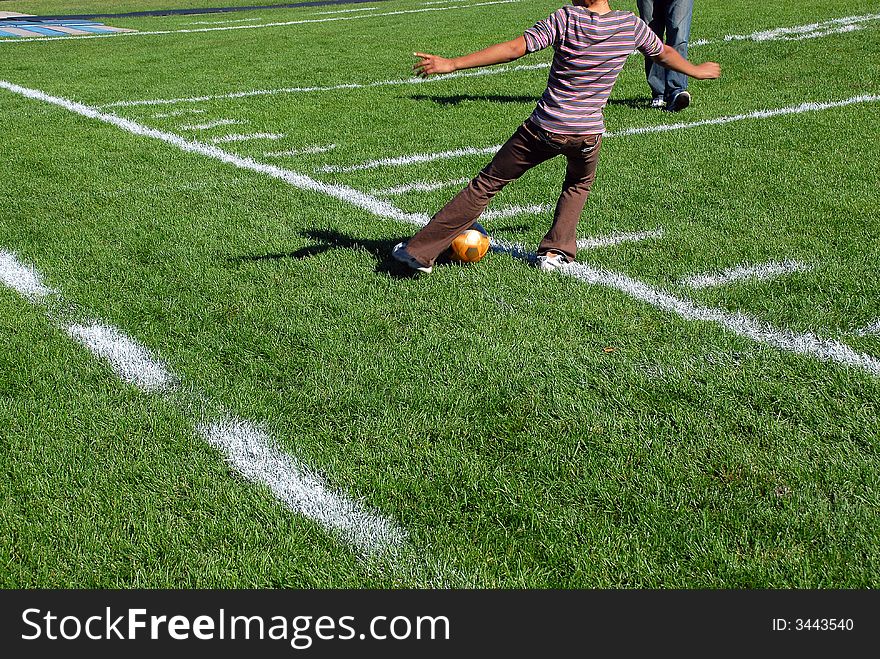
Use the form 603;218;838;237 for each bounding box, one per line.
649;96;667;109
536;251;569;272
392;242;433;274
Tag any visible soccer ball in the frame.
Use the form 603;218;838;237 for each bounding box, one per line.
449;223;490;263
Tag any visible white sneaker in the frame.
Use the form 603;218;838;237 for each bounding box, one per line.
536;251;568;272
649;96;667;109
392;242;432;274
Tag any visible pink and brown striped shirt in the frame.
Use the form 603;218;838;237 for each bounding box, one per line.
523;7;664;135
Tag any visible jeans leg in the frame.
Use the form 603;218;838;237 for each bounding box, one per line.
637;0;666;99
664;0;694;97
405;123;555;266
538;136;602;261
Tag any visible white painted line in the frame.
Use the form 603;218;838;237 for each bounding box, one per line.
0;249;56;300
682;260;812;289
0;248;406;559
179;118;247;130
264;144;337;158
209;132;284;143
856;320;880;337
562;261;880;377
578;228;663;250
152;108;206;119
185;17;266;26
322;94;880;172
314;6;379;15
0;79;427;226
100;63;550;109
6;79;878;378
482;203;551;221
371;177;471;196
319;145;499;173
199;418;405;558
65;322;177;393
692;13;880;46
0;1;518;43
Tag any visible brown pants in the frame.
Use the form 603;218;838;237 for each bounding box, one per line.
405;120;602;267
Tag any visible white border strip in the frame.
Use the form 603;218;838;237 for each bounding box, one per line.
856;319;880;337
323;94;880;172
100;63;550;109
482;203;550;221
179;118;246;130
0;1;518;44
371;177;471;196
578;228;663;250
210;132;283;143
682;260;812;289
692;13;880;46
264;144;337;158
0;247;406;559
4;79;877;377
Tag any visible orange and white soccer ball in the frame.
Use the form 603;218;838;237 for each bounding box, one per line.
449;224;490;263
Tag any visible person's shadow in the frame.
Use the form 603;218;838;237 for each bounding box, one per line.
228;226;537;277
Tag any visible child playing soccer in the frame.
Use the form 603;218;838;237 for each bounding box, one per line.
392;0;720;274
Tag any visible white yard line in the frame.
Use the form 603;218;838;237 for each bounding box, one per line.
372;177;471;196
3;79;878;377
264;144;337;158
855;320;880;337
100;63;550;109
179;118;247;130
681;260;812;289
0;1;518;44
578;228;664;250
692;13;880;46
321;94;880;172
210;132;283;143
94;13;879;109
0;247;406;559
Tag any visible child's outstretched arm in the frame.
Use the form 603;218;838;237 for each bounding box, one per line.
653;44;721;80
413;36;527;77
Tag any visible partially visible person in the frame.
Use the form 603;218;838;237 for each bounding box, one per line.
391;0;720;276
637;0;695;111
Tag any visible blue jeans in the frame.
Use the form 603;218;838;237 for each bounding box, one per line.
636;0;694;101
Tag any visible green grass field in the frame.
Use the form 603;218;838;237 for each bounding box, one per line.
1;0;878;588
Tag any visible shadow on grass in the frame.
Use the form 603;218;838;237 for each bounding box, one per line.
228;229;425;278
407;94;539;106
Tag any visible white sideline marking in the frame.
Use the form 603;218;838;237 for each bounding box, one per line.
153;108;206;118
692;13;880;46
372;177;471;196
0;248;405;559
682;260;812;289
0;249;56;300
314;6;379;15
319;145;499;173
210;132;284;143
0;1;518;43
179;118;246;130
185;18;266;26
562;262;880;377
100;63;550;109
264;144;337;158
5;80;878;378
199;418;405;558
578;228;663;250
482;203;551;221
66;322;177;392
856;320;880;337
0;79;426;226
325;94;880;172
97;13;878;108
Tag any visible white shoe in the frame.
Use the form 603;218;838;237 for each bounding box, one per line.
536;251;568;272
392;242;432;274
649;96;667;109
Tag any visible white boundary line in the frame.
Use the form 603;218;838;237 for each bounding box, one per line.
371;177;471;196
100;63;550;109
681;260;812;289
264;144;337;158
0;0;518;44
319;94;880;172
692;13;880;46
210;132;284;143
0;248;406;559
855;320;880;337
179;118;246;130
2;79;878;378
578;228;663;250
96;13;879;108
482;203;550;221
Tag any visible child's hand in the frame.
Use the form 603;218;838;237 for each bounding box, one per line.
413;52;456;77
694;62;721;79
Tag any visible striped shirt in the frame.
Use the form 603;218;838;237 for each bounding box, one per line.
523;7;664;134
